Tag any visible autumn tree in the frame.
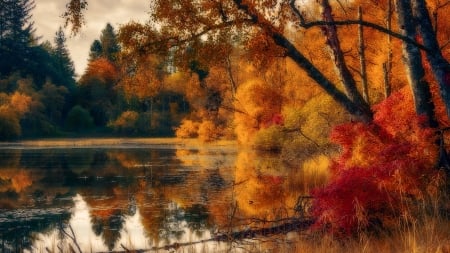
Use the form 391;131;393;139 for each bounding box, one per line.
63;0;450;122
79;57;119;126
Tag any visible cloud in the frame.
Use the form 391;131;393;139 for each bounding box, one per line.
33;0;149;77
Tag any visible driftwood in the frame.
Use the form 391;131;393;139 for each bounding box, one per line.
95;217;314;253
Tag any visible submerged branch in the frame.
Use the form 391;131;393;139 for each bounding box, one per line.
95;218;314;253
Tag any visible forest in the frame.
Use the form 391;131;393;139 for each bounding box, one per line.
1;0;450;245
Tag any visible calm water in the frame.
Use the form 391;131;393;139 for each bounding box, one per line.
0;139;323;252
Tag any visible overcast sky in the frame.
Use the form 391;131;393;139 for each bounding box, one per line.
33;0;150;77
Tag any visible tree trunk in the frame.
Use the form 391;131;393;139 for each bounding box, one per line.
412;0;450;120
272;33;373;122
358;6;369;103
225;54;237;97
396;0;437;127
383;63;391;99
384;0;393;99
319;0;370;112
232;0;373;122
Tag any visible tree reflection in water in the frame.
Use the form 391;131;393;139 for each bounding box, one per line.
0;140;328;252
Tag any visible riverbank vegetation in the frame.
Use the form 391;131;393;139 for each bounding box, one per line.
2;0;450;251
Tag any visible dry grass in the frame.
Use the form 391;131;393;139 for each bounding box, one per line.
217;216;450;253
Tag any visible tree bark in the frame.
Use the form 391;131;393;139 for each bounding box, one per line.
412;0;450;120
271;33;372;122
396;0;437;127
319;0;370;112
384;0;393;99
383;63;391;99
358;6;369;103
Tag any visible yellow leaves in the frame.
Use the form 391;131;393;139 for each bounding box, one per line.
198;119;223;142
120;54;167;100
252;125;286;151
176;118;227;142
234;78;283;144
0;92;30;139
9;92;32;117
175;119;199;138
298;93;349;146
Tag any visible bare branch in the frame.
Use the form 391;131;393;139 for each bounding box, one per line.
139;18;253;53
289;0;306;24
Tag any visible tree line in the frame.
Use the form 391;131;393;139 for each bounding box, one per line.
0;0;190;140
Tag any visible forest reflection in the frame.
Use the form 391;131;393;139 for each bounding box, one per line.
0;142;329;252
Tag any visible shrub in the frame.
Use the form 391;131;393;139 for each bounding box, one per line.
252;125;286;152
65;105;94;132
311;88;440;236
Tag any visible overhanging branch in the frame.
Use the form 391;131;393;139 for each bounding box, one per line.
289;0;428;52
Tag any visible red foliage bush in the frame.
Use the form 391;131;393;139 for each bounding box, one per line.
311;88;440;236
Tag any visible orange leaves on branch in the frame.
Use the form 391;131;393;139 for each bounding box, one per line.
80;57;119;85
119;55;165;100
245;31;286;70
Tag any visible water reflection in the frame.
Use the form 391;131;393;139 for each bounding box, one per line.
0;141;328;252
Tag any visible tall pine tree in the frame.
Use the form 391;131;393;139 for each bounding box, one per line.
0;0;35;75
99;23;120;62
88;39;102;61
53;26;76;90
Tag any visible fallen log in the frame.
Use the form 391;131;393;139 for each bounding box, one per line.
95;217;314;253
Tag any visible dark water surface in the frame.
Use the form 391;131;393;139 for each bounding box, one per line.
0;139;323;252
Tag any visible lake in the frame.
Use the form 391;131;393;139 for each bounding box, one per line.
0;138;326;252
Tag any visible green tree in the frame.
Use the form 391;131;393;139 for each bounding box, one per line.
53;27;76;90
65;105;94;132
39;81;68;125
100;23;120;62
88;39;102;61
78;57;119;127
0;0;35;75
0;106;21;140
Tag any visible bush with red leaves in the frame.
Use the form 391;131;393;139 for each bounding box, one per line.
311;88;441;236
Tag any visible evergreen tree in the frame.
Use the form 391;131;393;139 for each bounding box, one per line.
53;27;76;89
88;39;102;61
99;23;120;62
0;0;35;75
